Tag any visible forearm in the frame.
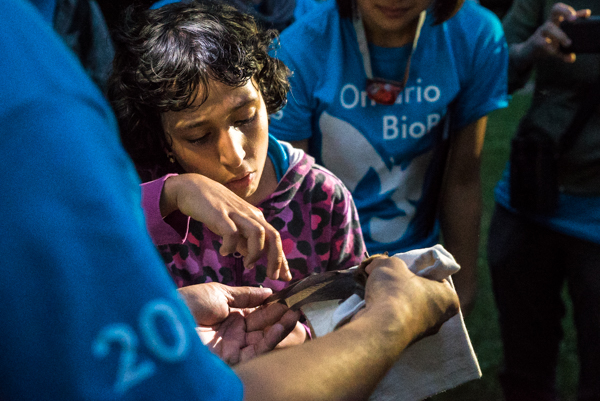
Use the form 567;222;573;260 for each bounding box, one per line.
235;311;406;401
507;42;536;93
440;179;481;278
439;119;485;311
509;41;536;72
439;177;481;314
501;0;541;92
235;256;460;401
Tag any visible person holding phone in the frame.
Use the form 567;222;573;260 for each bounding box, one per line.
487;2;600;400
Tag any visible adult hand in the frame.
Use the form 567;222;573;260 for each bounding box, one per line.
521;3;591;63
178;283;300;365
234;255;459;401
355;254;460;344
162;173;291;281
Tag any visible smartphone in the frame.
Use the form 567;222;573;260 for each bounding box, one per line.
560;16;600;53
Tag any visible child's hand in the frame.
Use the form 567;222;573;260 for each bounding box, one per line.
180;282;301;365
162;173;291;281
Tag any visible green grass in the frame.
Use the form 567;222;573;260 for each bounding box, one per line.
429;92;579;401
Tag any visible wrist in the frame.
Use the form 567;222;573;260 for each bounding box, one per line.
160;175;182;218
357;300;416;353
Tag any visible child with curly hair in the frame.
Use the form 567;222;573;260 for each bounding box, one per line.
108;0;366;346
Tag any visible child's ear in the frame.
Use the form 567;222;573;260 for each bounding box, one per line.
164;148;175;164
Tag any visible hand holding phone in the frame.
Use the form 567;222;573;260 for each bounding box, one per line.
560;16;600;53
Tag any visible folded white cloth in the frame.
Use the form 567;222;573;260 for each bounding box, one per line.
300;244;481;401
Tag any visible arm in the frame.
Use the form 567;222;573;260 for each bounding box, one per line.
159;173;292;281
439;117;487;315
235;255;460;401
141;174;190;244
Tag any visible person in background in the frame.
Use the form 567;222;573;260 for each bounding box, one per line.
294;0;334;20
487;2;600;400
478;0;513;19
30;0;114;93
269;0;509;313
149;0;331;29
0;2;459;398
211;0;297;31
108;1;366;353
107;0;297;32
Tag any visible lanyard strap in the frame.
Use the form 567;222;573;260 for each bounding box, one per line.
353;10;426;81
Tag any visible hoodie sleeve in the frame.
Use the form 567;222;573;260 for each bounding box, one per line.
141;174;191;245
326;174;367;271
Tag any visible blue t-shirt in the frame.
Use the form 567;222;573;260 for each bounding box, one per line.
494;168;600;244
270;0;508;254
293;0;334;20
27;0;57;22
0;1;242;399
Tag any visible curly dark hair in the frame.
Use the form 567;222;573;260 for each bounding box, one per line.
335;0;465;25
108;0;291;172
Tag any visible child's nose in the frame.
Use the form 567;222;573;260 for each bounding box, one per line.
218;128;245;168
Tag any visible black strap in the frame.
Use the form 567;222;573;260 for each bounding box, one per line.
559;80;600;155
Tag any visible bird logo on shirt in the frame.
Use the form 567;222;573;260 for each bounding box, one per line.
319;111;433;244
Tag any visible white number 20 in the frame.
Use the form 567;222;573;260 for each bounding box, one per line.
93;299;190;394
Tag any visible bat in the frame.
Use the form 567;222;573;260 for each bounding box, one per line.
262;253;388;311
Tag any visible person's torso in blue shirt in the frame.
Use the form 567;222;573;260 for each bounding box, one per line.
270;0;508;254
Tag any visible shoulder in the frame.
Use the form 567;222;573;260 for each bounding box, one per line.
282;0;339;40
277;1;342;62
438;1;507;86
444;1;504;42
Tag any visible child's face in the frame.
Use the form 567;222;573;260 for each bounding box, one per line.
161;79;269;203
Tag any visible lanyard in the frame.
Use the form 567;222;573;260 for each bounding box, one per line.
353;10;427;81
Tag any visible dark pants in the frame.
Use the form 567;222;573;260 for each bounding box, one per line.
487;205;600;401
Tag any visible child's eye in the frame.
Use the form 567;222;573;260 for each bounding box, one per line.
235;113;257;127
188;132;210;144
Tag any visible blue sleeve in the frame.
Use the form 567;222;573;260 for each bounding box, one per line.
452;3;509;128
0;1;243;400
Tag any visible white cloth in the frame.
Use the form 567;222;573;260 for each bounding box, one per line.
301;244;481;401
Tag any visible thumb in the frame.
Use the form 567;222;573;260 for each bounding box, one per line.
226;286;273;309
